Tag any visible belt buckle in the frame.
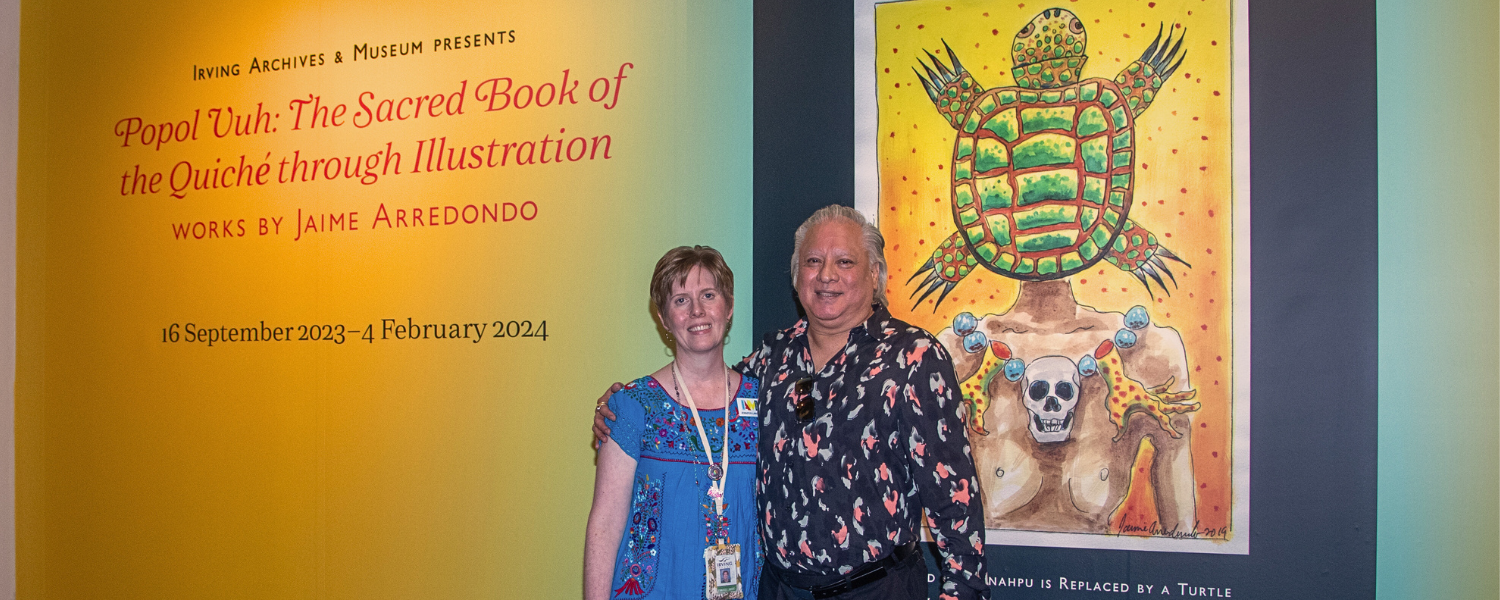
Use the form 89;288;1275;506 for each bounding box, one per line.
845;565;889;589
808;556;893;599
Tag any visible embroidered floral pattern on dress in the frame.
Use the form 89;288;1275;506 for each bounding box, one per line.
702;491;733;545
607;376;763;599
612;474;663;599
612;474;666;600
625;378;758;460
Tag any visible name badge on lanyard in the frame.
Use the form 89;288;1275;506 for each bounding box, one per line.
703;542;744;600
673;364;744;599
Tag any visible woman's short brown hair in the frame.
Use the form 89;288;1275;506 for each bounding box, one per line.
650;245;735;314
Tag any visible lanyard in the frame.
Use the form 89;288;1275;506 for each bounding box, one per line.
672;362;733;520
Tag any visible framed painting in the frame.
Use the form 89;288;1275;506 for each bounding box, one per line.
856;0;1249;554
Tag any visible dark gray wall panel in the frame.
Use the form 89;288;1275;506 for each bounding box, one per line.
752;0;1376;597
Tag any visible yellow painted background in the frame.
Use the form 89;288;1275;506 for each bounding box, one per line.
18;0;752;597
873;0;1236;538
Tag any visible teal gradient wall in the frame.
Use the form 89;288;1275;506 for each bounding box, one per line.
1377;0;1499;597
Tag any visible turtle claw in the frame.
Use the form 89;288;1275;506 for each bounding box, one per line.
925;48;955;79
913;41;979;94
914;54;960;110
907;262;941;302
1140;24;1166;62
907;266;941;302
912;67;940;102
1139;23;1187;81
1162;49;1187;82
914;50;959;91
1154;246;1189;287
933;281;958;309
1132;255;1183;299
1118;23;1186;117
915;40;983;129
910;278;956;313
941;39;966;75
1155;245;1190;269
1116;236;1191;299
906;257;937;285
1132;264;1171;299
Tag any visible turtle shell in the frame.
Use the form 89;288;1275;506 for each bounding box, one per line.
948;78;1136;280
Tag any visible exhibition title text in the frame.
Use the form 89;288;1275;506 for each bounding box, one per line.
111;63;633;200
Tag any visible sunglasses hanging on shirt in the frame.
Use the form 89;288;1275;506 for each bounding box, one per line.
794;378;814;421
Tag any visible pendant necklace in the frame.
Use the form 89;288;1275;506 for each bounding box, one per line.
673;361;733;487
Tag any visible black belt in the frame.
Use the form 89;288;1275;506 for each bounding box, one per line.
769;541;919;599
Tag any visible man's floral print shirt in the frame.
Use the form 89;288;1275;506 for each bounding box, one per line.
738;305;989;600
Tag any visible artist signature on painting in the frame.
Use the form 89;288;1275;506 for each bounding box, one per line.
1115;521;1230;539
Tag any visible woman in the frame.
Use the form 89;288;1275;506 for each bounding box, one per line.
584;246;761;600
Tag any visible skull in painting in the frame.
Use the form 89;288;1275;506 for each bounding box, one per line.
1022;356;1081;443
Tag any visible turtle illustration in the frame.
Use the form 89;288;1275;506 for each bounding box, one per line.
907;8;1190;310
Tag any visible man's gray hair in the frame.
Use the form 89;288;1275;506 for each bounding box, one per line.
790;204;889;307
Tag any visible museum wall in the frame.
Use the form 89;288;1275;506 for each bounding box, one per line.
749;0;1496;598
3;0;1496;597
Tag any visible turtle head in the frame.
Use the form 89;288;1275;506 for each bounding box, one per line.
1011;8;1088;89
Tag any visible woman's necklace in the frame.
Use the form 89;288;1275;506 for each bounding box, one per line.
671;362;733;483
672;361;744;597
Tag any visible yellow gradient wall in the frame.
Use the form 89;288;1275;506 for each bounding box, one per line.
18;0;752;597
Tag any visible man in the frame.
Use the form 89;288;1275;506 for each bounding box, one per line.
597;205;989;599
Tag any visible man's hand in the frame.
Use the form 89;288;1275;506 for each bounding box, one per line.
593;382;625;445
